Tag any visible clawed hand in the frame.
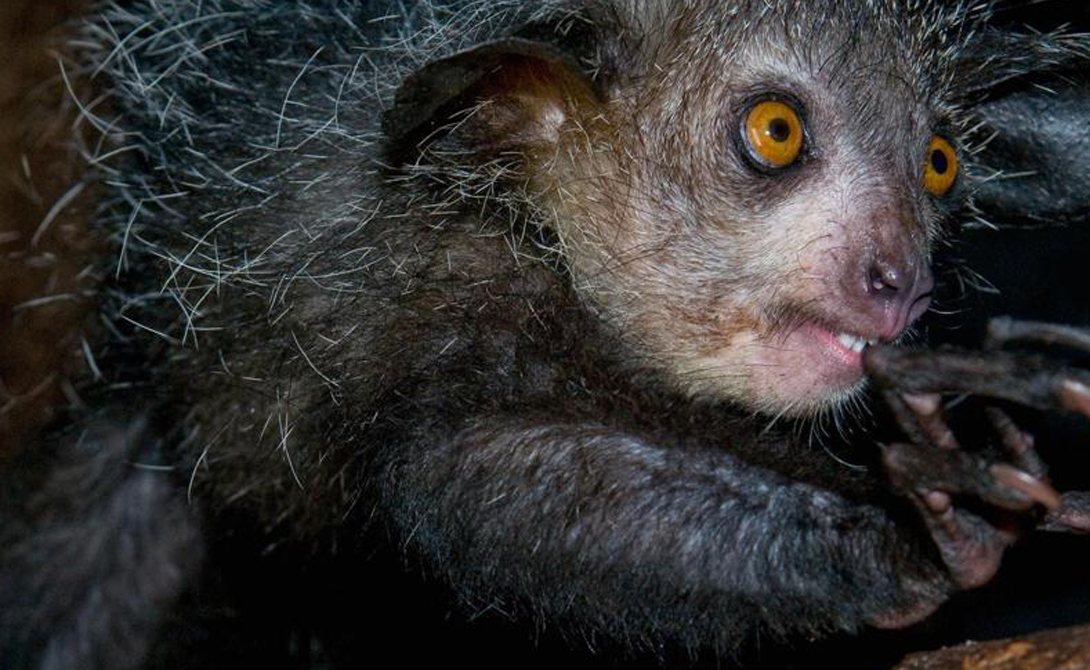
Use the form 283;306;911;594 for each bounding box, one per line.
865;318;1090;588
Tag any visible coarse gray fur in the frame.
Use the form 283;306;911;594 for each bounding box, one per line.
1;1;1088;668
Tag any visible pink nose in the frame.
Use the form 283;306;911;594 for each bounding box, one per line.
866;257;934;340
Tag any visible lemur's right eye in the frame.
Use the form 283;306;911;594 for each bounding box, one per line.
742;100;804;169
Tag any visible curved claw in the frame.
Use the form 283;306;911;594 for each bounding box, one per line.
882;442;1058;512
986;407;1047;479
1059;380;1090;420
990;464;1061;511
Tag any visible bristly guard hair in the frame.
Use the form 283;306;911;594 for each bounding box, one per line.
9;0;1083;666
78;0;1086;348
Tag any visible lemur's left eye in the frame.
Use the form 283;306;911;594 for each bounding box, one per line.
923;135;958;197
742;100;803;169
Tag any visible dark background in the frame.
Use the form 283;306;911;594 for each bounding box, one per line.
2;2;1090;669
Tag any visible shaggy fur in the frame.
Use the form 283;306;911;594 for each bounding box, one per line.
2;1;1088;668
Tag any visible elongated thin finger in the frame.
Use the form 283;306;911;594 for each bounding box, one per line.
881;390;930;446
905;491;1008;589
1039;492;1090;534
865;344;1090;413
902;392;959;450
987;317;1090;353
881;442;1054;511
985;407;1047;479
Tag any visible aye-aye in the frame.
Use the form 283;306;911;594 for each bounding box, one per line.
2;1;1089;668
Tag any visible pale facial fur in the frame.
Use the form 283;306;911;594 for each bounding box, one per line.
538;8;945;417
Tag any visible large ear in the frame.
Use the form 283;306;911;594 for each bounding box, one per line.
382;38;601;165
934;13;1090;341
969;79;1090;227
957;18;1090;228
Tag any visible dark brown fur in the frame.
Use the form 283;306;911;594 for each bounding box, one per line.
0;1;96;463
2;2;1089;669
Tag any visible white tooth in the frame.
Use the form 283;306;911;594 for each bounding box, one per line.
834;331;872;353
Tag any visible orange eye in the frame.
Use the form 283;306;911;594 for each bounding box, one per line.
923;135;958;196
742;100;804;169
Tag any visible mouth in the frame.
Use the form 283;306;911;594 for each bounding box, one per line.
682;289;930;414
833;331;879;355
797;321;885;382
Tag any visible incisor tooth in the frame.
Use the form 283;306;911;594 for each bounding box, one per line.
835;332;870;353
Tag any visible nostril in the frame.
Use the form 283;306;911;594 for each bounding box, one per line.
867;260;904;296
857;254;934;339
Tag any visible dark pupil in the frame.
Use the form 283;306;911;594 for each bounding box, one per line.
768;118;791;143
930;149;948;174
